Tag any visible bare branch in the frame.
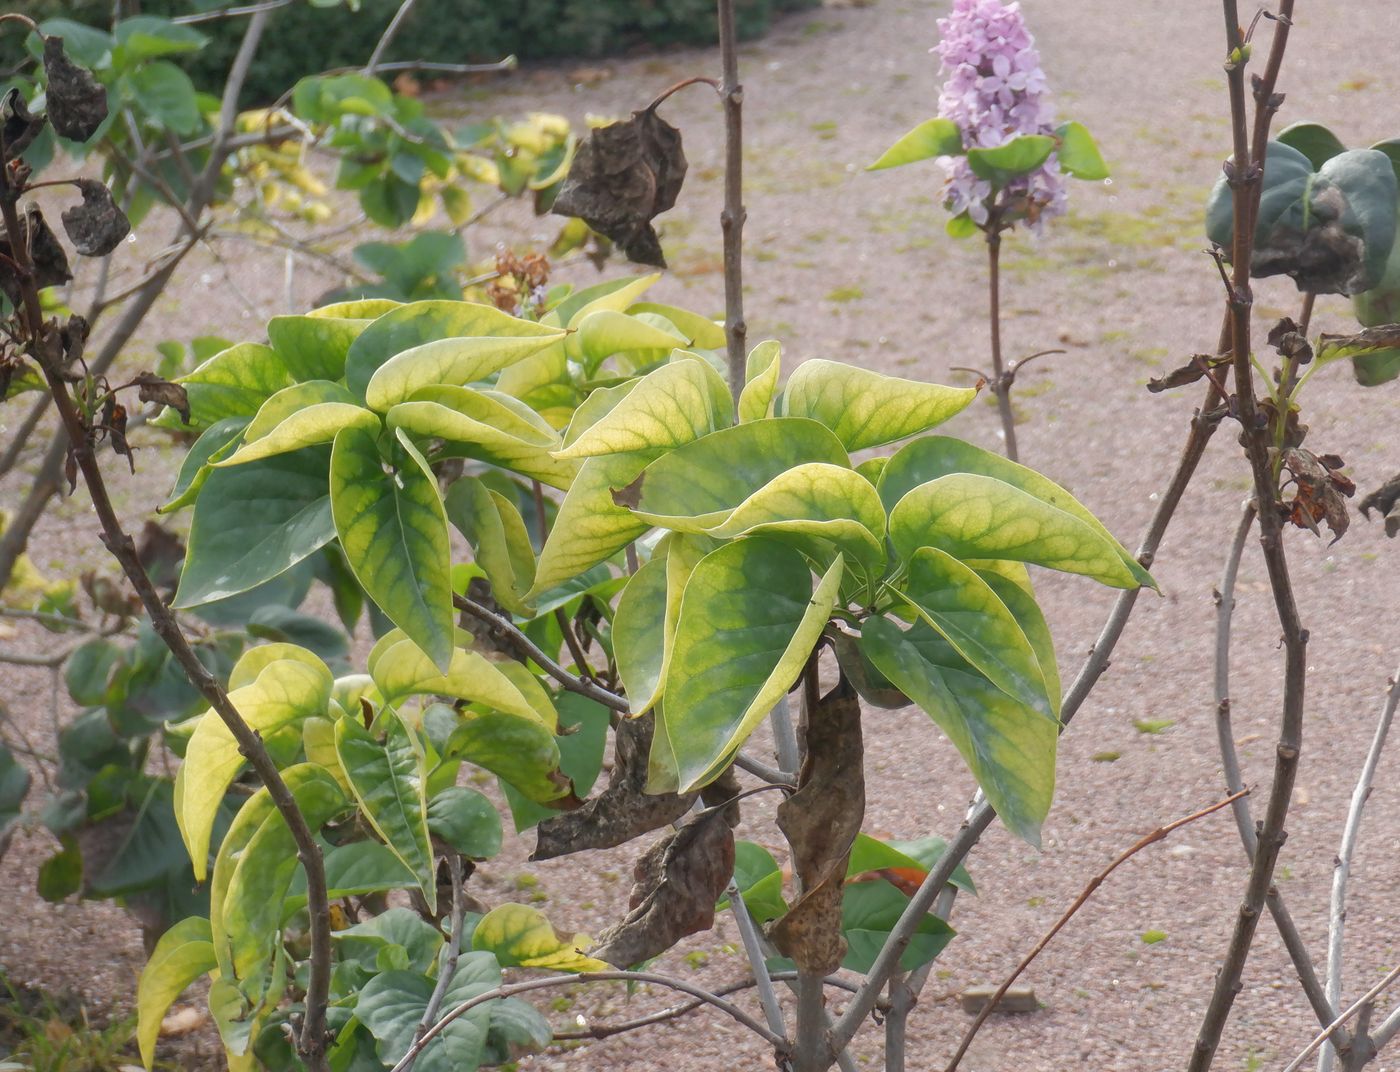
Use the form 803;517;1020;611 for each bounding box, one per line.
1283;965;1400;1072
717;0;748;399
943;789;1249;1072
171;0;294;24
725;877;786;1038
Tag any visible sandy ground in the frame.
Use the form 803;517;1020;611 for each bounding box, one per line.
3;1;1400;1069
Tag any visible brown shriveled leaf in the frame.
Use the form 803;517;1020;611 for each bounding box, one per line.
63;447;77;494
768;680;865;975
136;520;185;595
551;107;687;268
1282;447;1353;542
1317;324;1400;362
60;179;130;258
1;88;46;160
43;36;108;143
60;315;89;368
0;205;73;310
1360;473;1400;538
103;397;134;473
133;371;189;424
532;713;696;861
588;804;735;968
1266;316;1314;364
1147;354;1225;393
82;571;138;619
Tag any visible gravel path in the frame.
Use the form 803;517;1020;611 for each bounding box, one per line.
3;2;1400;1069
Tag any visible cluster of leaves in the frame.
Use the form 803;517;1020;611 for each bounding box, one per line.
134;256;1149;1066
867;114;1108;234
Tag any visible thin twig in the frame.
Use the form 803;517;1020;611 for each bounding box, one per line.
452;594;627;713
943;789;1249;1072
717;0;748;400
647;76;721;112
1283;965;1400;1072
725;877;786;1039
985;227;1018;462
1319;667;1400;1072
407;855;464;1070
365;0;419;75
734;751;797;787
388;970;788;1072
171;0;294;24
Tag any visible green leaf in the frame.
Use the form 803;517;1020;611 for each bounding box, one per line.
1141;929;1168;945
974;561;1061;714
0;744;30;842
1349;234;1400;384
37;835;81;902
427;786;502;858
1054;120;1109;180
217;765;345;1001
896;547;1052;718
128;61;201;136
364;333;566;413
626;418;851;532
1276;121;1347;170
137;917;216;1070
160;416;246;513
552;360;720;460
174;446;335;607
878;436;1153;588
388;386;577;490
840;879;954;973
114;15;207;61
172;343;296;430
1206;142;1399;294
266;303;398;384
966;134;1055;185
332;425;453;671
723;841;788;924
345;300;562;401
738;340;781;423
612;553;669;715
498;692;610;832
336;712;436;910
888;474;1140;589
217;388;379;468
174;657;333;879
704;462;887;576
443;709;574;805
445;477;537;615
846;832;974;893
334;906;442;974
472;904;609;972
664;540;843;790
64;638;120;706
868;117;963;171
780;360;976;451
356;956;502;1072
320;840;416;897
528;452;654;597
861;616;1055;845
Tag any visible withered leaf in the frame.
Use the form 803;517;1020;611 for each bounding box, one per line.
533;714;696;862
588;804;735;968
43;36;109;143
551;107;687;269
1147;354;1225;393
1;88;46;160
133;371;190;424
104;398;134;473
768;680;864;976
60;179;130;258
1266;317;1313;364
0;205;73;310
1282;447;1353;543
135;520;185;595
1360;472;1400;538
63;447;77;494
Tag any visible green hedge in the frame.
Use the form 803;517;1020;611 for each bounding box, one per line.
25;0;820;105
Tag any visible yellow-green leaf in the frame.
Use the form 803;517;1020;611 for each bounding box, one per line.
611;552;669;715
472;903;609;972
780;359;977;451
174;658;333;880
664;539;843;790
576;309;688;367
137;917;215;1069
738;340;781;423
551;360;718;461
444;477;537;615
364;332;566;413
627;302;727;349
868;117;963;171
371;635;547;728
889;474;1139;588
216;403;379;468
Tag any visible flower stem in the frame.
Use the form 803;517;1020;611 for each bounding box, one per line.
986;229;1019;462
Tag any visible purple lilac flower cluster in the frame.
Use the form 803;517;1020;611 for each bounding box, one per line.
934;0;1067;230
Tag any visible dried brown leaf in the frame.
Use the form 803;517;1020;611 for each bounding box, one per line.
551;108;687;268
60;179;130;258
133;371;189;424
1282;447;1352;542
43;36;108;143
768;680;864;975
1;88;46;160
1360;472;1400;538
0;205;72;310
1147;354;1223;393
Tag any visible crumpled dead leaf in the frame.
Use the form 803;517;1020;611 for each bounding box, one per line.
1282;447;1354;542
60;179;130;257
0;205;73;310
1147;354;1226;393
588;802;736;968
133;371;189;424
1;88;46;160
43;36;109;143
1267;317;1314;364
551;107;687;268
533;713;696;861
1360;472;1400;538
768;680;865;975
